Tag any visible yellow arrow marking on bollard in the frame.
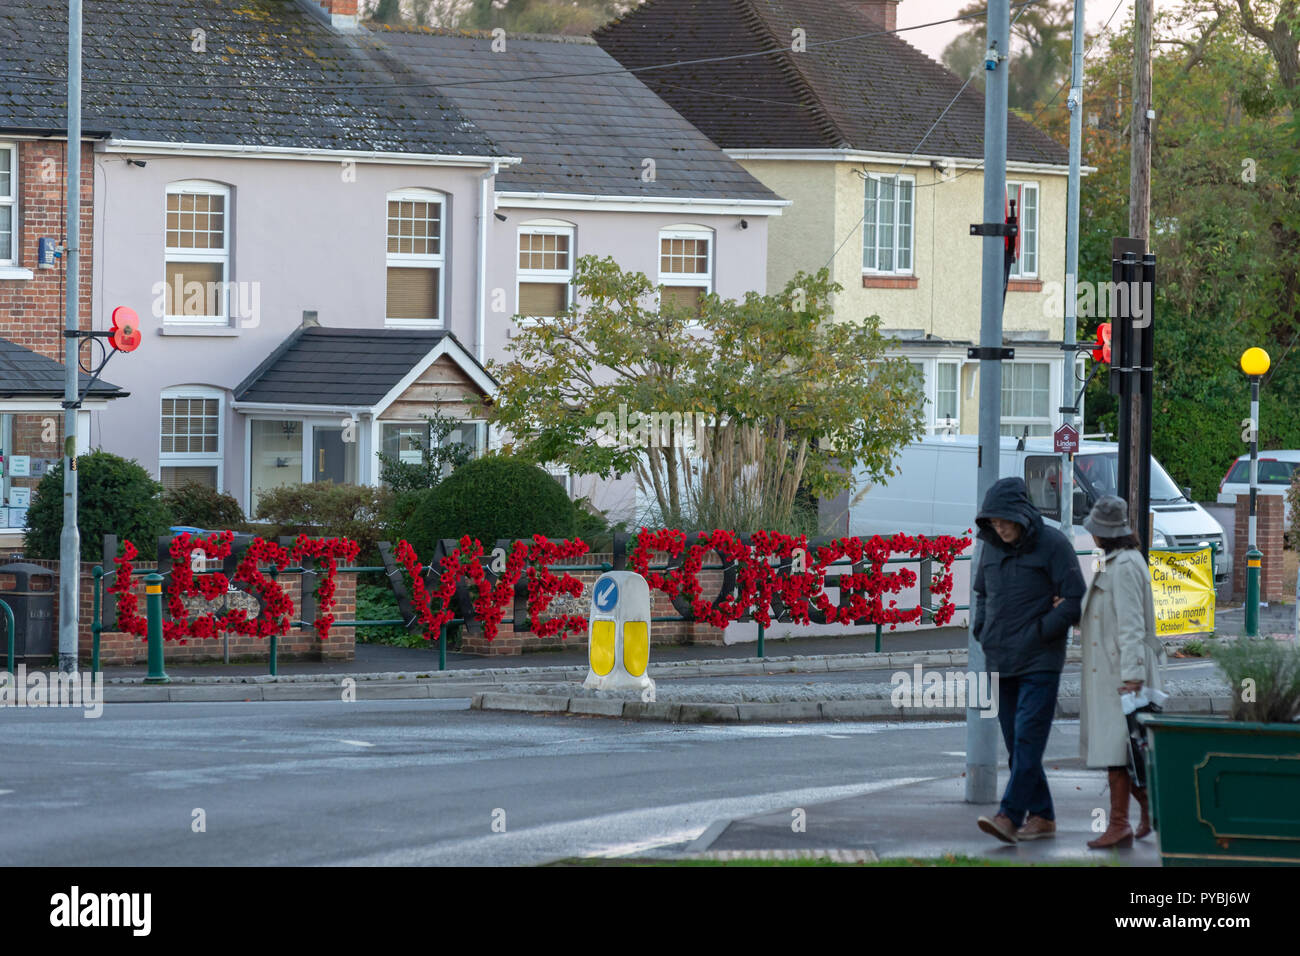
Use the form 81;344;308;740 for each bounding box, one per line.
590;620;615;676
623;621;649;677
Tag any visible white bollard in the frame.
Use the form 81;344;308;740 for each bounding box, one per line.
583;570;655;696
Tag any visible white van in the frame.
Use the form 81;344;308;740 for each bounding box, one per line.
848;435;1231;583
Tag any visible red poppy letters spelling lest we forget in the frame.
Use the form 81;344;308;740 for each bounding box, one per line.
108;529;969;643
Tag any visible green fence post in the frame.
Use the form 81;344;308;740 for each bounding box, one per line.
757;620;764;659
1245;547;1262;637
144;573;169;684
439;622;447;672
1;599;13;676
269;564;279;677
91;565;103;676
874;622;882;654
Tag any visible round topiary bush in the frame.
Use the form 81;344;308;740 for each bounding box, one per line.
24;450;174;561
405;456;576;556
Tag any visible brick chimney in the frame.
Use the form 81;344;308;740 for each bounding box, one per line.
297;0;360;31
861;0;899;32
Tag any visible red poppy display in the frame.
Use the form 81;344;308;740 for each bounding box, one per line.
109;528;970;643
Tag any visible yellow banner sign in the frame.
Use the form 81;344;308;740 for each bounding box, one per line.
1149;548;1215;637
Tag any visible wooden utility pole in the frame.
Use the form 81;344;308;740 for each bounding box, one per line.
1126;0;1153;510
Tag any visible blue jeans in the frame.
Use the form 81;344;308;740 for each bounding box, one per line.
996;670;1061;825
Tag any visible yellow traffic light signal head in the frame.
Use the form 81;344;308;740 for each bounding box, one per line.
1240;347;1271;377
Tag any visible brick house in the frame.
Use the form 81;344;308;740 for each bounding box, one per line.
0;128;126;550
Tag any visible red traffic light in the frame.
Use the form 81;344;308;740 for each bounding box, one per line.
110;306;141;353
1092;322;1112;364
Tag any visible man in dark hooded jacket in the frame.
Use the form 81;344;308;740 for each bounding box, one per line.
972;477;1085;844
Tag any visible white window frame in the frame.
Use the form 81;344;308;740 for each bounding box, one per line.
164;180;230;326
658;225;714;303
999;361;1053;437
0;143;16;267
546;464;573;497
515;219;575;326
376;419;487;487
159;386;224;490
903;356;962;435
862;173;915;276
1007;180;1039;279
245;416;306;517
933;359;961;433
385;188;446;329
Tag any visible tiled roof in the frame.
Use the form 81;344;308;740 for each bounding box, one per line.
595;0;1069;166
0;338;124;399
0;0;502;156
233;326;491;407
366;27;782;201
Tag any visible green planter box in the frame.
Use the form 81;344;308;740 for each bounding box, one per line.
1142;714;1300;866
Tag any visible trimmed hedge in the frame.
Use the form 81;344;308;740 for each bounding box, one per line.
405;456;575;557
165;481;247;531
254;482;392;564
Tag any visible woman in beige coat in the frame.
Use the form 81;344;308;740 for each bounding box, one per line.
1077;495;1165;849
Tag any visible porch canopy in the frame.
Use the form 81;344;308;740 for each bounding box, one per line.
231;326;497;512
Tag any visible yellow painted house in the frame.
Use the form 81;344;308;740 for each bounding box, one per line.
599;0;1077;440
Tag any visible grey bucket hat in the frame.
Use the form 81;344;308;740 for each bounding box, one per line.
1084;495;1133;538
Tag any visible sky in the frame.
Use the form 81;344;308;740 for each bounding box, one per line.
898;0;1139;65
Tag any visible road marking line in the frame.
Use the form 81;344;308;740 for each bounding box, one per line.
586;829;707;858
344;775;941;867
338;740;374;748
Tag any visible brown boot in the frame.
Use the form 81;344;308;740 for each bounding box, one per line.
1087;769;1134;849
977;813;1019;844
1016;815;1056;840
1132;785;1152;839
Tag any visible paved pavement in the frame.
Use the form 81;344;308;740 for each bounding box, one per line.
88;626;973;680
0;698;1157;866
694;757;1161;865
1213;601;1296;637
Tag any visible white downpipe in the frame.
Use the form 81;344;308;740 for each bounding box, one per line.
476;162;498;364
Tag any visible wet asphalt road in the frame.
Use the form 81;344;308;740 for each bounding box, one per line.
1;699;1037;866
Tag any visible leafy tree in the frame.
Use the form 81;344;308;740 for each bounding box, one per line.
1075;4;1300;497
942;0;1075;111
486;255;923;531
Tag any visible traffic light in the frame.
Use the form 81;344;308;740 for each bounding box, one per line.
1092;322;1112;363
110;306;141;353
